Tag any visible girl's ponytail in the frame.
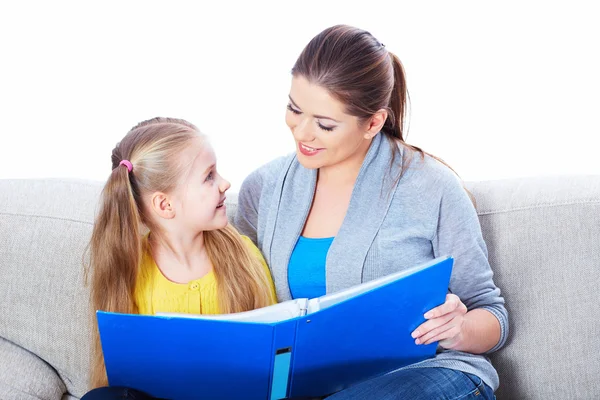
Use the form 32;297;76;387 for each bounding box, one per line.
88;161;142;388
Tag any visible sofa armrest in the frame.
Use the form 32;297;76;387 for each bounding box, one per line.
0;336;67;400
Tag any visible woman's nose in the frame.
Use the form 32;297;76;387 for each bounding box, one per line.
293;118;315;143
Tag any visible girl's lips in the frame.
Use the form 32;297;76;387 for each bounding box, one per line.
298;142;323;156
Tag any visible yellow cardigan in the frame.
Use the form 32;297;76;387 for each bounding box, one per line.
134;235;276;315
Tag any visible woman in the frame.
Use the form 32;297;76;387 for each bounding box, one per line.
235;24;507;399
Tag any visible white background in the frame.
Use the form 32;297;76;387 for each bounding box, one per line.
1;1;599;191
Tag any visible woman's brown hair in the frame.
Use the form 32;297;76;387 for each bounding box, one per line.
291;24;471;197
86;117;273;388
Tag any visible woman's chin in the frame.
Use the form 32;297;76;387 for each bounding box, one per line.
296;152;323;170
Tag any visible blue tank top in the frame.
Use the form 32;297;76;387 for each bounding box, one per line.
288;236;334;299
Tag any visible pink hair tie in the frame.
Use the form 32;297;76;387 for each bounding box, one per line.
119;159;133;172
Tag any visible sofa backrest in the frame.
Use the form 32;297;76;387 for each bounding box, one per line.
1;177;599;399
466;176;600;399
0;179;103;397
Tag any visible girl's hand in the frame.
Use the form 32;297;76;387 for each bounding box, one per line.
411;294;467;350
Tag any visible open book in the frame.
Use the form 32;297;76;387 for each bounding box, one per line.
97;256;453;400
157;255;448;323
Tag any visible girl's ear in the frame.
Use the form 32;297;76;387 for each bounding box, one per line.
151;192;176;219
363;109;388;140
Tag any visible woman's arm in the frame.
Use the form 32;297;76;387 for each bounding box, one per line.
412;294;501;354
413;170;508;354
233;169;264;244
457;308;501;353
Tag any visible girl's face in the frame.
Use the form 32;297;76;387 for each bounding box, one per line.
171;138;230;233
285;75;372;171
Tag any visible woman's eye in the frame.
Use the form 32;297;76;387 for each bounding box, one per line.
205;172;214;182
318;123;334;132
287;104;301;115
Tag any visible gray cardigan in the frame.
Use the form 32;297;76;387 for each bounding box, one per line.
234;133;508;391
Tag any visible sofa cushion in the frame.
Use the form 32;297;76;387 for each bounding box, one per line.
0;179;103;398
0;336;66;400
468;176;600;399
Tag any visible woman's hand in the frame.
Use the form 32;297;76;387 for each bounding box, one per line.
411;293;467;350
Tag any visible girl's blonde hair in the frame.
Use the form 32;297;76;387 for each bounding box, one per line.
87;117;273;388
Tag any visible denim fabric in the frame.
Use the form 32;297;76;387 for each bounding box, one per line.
81;368;494;400
81;387;160;400
324;367;495;400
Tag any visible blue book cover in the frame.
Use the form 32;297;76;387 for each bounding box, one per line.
97;256;453;400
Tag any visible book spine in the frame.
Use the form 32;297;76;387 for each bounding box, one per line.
270;319;299;399
299;298;308;316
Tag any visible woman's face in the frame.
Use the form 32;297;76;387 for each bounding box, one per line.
285;75;373;171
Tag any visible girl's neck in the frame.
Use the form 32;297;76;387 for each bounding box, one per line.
148;231;213;283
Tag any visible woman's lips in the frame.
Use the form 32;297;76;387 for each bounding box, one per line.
298;142;323;156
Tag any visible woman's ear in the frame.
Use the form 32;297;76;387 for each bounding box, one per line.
151;192;176;220
363;109;388;139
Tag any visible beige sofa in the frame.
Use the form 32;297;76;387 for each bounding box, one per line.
0;176;599;400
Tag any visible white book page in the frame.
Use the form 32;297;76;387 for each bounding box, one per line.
307;257;449;313
156;298;309;323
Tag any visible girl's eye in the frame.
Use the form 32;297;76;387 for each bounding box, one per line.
287;104;301;115
318;122;334;132
205;171;214;182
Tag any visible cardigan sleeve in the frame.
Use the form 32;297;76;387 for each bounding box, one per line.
233;168;264;245
431;172;509;353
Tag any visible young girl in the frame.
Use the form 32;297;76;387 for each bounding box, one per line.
84;117;276;399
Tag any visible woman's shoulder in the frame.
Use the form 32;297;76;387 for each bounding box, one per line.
400;147;465;192
393;146;470;208
239;153;295;194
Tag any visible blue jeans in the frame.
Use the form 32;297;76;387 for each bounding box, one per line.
324;367;495;400
81;387;159;400
81;367;494;399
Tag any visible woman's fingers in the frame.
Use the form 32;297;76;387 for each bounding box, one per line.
411;311;455;344
437;327;464;349
423;293;462;319
411;293;468;347
421;320;462;346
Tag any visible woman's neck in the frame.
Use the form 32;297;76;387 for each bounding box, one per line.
318;140;370;187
